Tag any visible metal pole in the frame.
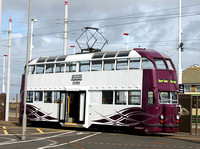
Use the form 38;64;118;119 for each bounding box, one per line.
63;0;68;55
124;33;129;50
5;17;12;121
0;0;2;58
22;0;31;141
178;0;182;84
2;55;7;93
16;94;18;121
196;96;199;135
29;19;37;60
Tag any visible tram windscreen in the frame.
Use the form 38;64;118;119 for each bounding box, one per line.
159;91;178;104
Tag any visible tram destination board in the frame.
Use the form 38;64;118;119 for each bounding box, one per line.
179;84;184;94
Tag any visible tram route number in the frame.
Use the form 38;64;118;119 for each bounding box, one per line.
71;74;82;85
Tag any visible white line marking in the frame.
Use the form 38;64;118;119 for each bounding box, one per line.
38;132;101;149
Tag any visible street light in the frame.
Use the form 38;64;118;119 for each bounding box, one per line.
123;33;129;50
29;18;37;60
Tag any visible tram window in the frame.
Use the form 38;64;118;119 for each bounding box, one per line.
46;64;54;73
128;91;141;105
79;61;90;72
148;91;155;105
44;91;52;103
54;91;60;103
159;91;178;104
117;51;130;57
92;53;104;59
46;56;57;62
116;59;128;70
37;57;47;63
91;60;102;71
27;91;33;103
36;65;44;74
154;59;167;69
142;58;154;69
104;52;117;58
57;55;67;61
130;58;140;69
104;59;115;71
66;62;76;72
35;91;43;102
166;59;174;70
115;91;127;105
28;65;35;74
55;63;65;73
102;91;113;104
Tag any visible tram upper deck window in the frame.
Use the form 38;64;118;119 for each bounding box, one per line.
46;64;54;73
159;91;178;104
37;57;47;63
128;91;141;105
92;53;104;59
79;61;90;72
57;55;67;61
35;91;43;102
66;62;76;72
46;56;57;62
55;63;65;73
166;59;174;70
91;60;102;71
142;58;154;69
104;52;117;58
36;64;44;74
154;59;167;69
28;65;35;74
129;58;140;69
116;59;128;70
117;51;130;57
104;59;115;71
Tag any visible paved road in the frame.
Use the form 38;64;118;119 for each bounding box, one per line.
0;121;200;149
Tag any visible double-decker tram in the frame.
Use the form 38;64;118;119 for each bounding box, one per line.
20;48;181;133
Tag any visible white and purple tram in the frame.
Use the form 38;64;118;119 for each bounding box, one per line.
20;48;181;133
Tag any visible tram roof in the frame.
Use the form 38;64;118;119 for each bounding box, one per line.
28;49;169;65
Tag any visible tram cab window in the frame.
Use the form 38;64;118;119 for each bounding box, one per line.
27;91;33;103
46;64;54;73
148;91;155;105
91;60;102;71
116;59;128;70
44;91;52;103
102;91;113;104
104;59;115;71
159;91;178;104
166;59;174;70
35;91;43;102
36;65;44;74
79;61;90;72
55;63;65;73
115;91;127;105
28;65;35;74
66;62;76;72
154;59;167;69
128;91;141;105
142;58;154;69
129;58;140;69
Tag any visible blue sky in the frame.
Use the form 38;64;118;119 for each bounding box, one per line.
1;0;200;100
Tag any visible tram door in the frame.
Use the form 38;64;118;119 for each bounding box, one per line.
66;91;86;124
59;91;66;122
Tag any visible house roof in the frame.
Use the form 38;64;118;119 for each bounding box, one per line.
183;65;200;84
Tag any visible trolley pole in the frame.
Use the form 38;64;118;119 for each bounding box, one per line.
22;0;31;141
178;0;182;84
5;17;12;121
63;0;68;55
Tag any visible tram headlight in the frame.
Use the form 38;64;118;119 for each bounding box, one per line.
176;115;180;120
160;115;164;120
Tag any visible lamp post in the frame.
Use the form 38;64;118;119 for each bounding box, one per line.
2;55;7;93
29;18;37;60
178;0;182;84
123;33;129;50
